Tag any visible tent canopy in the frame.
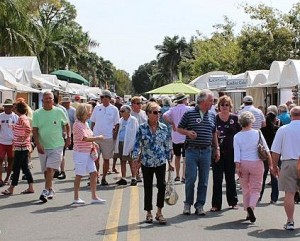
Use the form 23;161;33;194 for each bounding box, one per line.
278;59;300;88
147;81;200;94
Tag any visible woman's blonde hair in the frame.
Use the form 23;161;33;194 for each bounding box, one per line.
76;103;92;122
145;101;160;114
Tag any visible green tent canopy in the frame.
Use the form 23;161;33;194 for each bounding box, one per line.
146;81;200;94
51;69;89;85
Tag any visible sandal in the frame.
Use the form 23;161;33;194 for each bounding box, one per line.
1;189;12;195
230;205;239;210
112;168;119;174
21;189;35;194
145;213;153;223
210;207;221;212
174;176;180;182
181;177;185;183
155;214;167;224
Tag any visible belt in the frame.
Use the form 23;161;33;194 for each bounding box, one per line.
186;144;210;150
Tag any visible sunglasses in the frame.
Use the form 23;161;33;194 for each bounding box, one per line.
148;110;161;115
133;102;141;105
220;104;230;107
100;95;110;99
120;110;126;113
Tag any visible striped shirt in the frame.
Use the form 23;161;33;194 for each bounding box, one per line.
73;120;93;153
178;105;216;146
13;115;31;150
238;105;265;130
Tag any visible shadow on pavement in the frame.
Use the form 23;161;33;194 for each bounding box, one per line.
248;228;300;238
205;219;251;230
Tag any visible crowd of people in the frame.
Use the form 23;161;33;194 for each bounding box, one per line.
0;89;300;230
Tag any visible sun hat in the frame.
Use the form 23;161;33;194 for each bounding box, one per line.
174;93;188;102
3;99;14;106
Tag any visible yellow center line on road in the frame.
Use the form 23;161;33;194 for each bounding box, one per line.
127;186;140;241
103;187;124;241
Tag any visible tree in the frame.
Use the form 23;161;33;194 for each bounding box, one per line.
113;70;132;97
155;35;189;83
132;61;157;94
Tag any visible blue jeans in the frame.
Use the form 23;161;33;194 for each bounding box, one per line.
185;147;211;208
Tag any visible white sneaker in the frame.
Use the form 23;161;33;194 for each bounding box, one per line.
72;198;85;205
284;221;295;230
47;189;55;199
39;189;48;203
91;198;106;204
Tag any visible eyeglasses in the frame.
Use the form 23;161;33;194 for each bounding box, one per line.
100;95;110;99
220;104;230;107
133;102;141;105
148;110;161;115
120;110;125;113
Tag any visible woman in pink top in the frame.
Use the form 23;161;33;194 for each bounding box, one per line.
72;103;105;204
1;101;33;195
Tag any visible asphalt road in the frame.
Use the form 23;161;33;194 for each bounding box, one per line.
0;149;300;241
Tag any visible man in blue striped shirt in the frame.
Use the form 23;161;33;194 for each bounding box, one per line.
177;89;220;216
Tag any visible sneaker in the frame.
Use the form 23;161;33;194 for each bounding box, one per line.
183;204;191;215
284;221;295;230
72;198;85;205
116;178;127;185
57;171;66;180
39;189;49;203
195;206;206;216
47;189;55;199
91;198;106;204
101;179;108;186
53;170;60;178
130;179;137;186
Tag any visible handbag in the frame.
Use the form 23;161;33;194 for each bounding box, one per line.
165;170;178;205
90;144;99;161
257;130;268;160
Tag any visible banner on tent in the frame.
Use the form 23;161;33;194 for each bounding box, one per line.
226;78;248;90
208;76;227;89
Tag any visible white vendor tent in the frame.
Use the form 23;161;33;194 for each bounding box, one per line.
189;71;231;90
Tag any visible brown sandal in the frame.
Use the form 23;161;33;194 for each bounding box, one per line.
146;213;153;223
155;214;167;224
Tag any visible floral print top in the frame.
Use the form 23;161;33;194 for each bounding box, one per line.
132;121;171;167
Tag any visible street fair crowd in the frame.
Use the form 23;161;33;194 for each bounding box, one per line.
0;89;300;230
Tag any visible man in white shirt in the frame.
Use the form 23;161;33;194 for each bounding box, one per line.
163;93;189;183
238;96;265;130
90;90;120;185
271;106;300;231
0;99;19;186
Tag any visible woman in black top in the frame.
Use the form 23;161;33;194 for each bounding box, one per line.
211;96;241;211
259;111;279;203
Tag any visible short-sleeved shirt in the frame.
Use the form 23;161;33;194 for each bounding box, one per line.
73;120;93;153
238;105;265;130
131;110;147;125
178;105;216;147
90;104;120;138
32;107;68;149
271;120;300;160
163;104;189;144
13;114;31;150
0;112;19;145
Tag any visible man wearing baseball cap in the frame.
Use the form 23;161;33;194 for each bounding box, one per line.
238;95;266;130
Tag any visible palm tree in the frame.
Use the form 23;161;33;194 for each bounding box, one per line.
0;0;35;56
155;35;189;83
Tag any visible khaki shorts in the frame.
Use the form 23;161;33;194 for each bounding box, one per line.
95;138;114;160
39;147;63;172
279;160;300;192
113;141;132;162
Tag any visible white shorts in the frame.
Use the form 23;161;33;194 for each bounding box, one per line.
73;151;97;176
39;147;63;172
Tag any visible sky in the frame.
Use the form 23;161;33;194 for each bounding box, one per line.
68;0;299;75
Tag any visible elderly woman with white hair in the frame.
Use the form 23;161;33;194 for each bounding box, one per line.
114;105;139;186
234;111;273;223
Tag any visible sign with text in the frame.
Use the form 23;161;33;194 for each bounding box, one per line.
208;76;228;89
226;78;248;89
